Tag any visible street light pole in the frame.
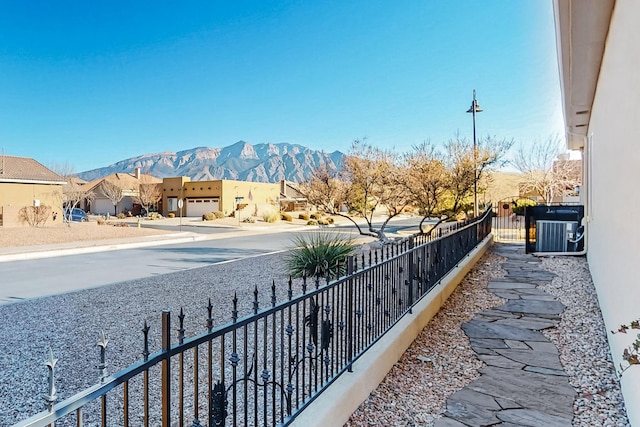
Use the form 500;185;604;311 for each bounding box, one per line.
466;89;483;217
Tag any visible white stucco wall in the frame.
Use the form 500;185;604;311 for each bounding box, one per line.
584;2;640;423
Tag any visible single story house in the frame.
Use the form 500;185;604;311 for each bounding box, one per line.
0;155;66;227
85;168;162;215
161;177;282;219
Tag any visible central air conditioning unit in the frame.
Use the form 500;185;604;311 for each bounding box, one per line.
535;220;578;252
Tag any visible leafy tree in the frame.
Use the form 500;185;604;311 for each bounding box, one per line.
512;135;581;204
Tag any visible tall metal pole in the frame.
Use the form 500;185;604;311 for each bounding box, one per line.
472;90;478;218
467;89;482;218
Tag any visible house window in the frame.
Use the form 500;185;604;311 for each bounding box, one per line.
168;197;177;211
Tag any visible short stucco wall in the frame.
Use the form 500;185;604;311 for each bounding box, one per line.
290;234;494;427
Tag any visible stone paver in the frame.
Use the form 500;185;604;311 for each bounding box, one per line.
436;243;576;426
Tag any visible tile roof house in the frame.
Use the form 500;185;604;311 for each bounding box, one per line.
0;155;66;227
85;168;162;215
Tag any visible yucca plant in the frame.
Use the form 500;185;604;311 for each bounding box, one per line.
286;232;357;279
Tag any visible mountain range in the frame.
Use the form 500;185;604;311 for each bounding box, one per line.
77;141;344;183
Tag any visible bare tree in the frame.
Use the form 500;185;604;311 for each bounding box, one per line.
300;165;346;214
512;135;581;203
443;134;513;216
400;141;448;233
302;139;410;241
132;174;162;216
100;180;124;215
399;135;512;235
49;162;95;223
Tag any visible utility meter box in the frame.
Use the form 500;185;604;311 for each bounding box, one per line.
524;205;585;254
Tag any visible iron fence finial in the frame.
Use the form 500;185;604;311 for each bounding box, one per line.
97;330;109;382
43;347;58;411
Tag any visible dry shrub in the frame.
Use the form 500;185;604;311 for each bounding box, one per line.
18;205;51;227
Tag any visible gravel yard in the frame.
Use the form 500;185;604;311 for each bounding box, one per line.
0;222;168;248
0;236;629;426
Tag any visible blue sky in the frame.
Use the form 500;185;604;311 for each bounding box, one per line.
0;1;563;173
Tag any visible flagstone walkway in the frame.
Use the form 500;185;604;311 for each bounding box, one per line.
435;243;576;427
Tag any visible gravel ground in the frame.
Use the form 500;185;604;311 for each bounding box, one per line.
346;250;507;426
0;242;628;426
0;222;167;247
347;250;629;427
540;256;629;427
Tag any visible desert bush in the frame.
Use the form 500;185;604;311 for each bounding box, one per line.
281;213;293;222
112;221;128;227
612;318;640;374
202;212;216;221
97;217;106;225
148;212;162;220
310;213;322;220
317;219;329;226
168;213;175;218
306;220;318;226
117;212;126;219
299;213;310;221
326;217;334;224
262;210;279;223
242;217;256;223
285;232;356;279
18;205;51;227
214;211;225;219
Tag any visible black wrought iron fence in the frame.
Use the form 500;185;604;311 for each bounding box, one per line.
14;209;492;427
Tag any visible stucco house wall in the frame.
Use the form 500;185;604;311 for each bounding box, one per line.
162;177;280;218
0;156;66;227
555;0;640;422
0;182;64;227
579;2;640;422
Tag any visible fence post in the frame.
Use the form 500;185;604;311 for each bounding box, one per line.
161;310;171;427
407;236;415;312
346;256;354;372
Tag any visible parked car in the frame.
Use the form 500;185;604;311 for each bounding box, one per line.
64;208;88;222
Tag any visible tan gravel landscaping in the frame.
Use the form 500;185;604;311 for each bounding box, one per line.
0;221;169;248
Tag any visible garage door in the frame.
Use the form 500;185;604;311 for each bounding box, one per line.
186;198;219;217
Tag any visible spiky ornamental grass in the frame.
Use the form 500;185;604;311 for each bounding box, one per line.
286;232;357;279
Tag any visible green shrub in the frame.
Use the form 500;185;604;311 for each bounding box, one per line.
512;199;536;216
168;213;175;218
306;220;318;226
202;212;216;221
214;211;225;219
262;210;279;223
285;232;356;279
281;213;293;222
299;213;310;221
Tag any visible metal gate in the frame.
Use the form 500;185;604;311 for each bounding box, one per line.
492;197;535;242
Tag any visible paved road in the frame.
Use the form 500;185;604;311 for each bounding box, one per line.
0;217;426;304
0;232;295;303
